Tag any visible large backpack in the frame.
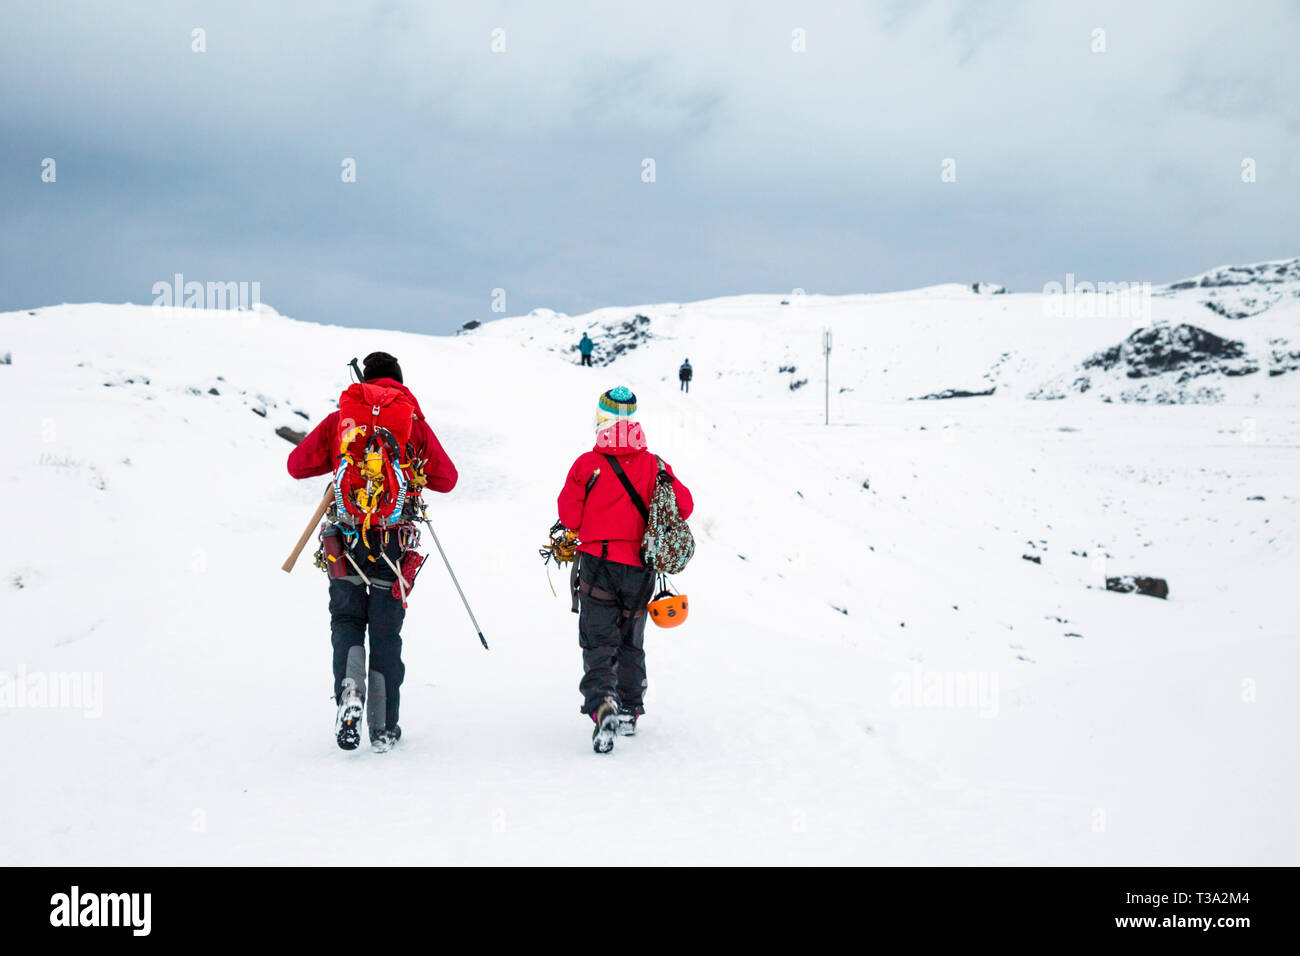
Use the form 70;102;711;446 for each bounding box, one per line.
332;382;417;534
603;454;695;574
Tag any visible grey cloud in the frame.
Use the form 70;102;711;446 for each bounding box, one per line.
0;0;1296;333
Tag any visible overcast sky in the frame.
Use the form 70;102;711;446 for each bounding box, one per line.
2;0;1297;334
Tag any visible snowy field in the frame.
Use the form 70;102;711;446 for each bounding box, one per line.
2;269;1297;865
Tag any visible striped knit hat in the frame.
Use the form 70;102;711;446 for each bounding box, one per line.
597;386;638;420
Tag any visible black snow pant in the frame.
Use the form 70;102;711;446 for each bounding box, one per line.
577;553;656;715
680;377;690;392
580;353;592;366
329;576;406;732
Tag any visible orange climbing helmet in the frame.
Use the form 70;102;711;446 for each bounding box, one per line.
647;576;688;628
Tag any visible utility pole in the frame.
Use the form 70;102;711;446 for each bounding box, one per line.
823;328;832;426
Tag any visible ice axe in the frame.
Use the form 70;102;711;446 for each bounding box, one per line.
282;483;334;573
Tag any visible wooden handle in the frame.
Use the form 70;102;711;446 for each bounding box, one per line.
282;484;334;573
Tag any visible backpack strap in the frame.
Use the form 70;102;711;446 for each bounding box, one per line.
654;455;674;485
603;454;649;523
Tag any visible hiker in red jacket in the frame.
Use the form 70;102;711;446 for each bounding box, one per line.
287;351;457;751
556;385;693;750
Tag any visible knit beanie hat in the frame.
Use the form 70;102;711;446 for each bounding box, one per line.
597;385;637;420
363;351;403;384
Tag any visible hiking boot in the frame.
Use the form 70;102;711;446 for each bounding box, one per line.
335;678;364;751
591;697;619;754
370;724;402;753
617;707;638;736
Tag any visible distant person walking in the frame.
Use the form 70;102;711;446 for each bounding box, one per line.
578;333;595;367
678;359;693;393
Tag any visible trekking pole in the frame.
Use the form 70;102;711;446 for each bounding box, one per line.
419;506;488;650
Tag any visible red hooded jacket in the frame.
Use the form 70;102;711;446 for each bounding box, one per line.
557;421;693;568
286;377;458;493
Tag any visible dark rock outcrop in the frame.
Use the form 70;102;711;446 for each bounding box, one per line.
567;313;653;366
1159;257;1300;319
1031;323;1266;403
1082;324;1254;381
911;386;997;400
1106;575;1169;600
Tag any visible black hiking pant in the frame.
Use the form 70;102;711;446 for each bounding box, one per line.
577;553;656;715
329;576;406;731
581;353;592;366
680;377;690;392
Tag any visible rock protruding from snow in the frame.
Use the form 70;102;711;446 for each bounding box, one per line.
1084;325;1254;379
564;313;654;366
601;314;654;364
1268;338;1300;377
1160;257;1300;319
971;282;1008;295
1030;324;1262;404
1106;575;1170;600
911;386;997;400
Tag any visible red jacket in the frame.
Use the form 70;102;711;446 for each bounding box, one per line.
286;377;458;493
558;421;693;567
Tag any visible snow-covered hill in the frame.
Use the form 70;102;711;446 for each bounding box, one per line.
2;264;1297;864
470;268;1300;407
1159;257;1300;320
